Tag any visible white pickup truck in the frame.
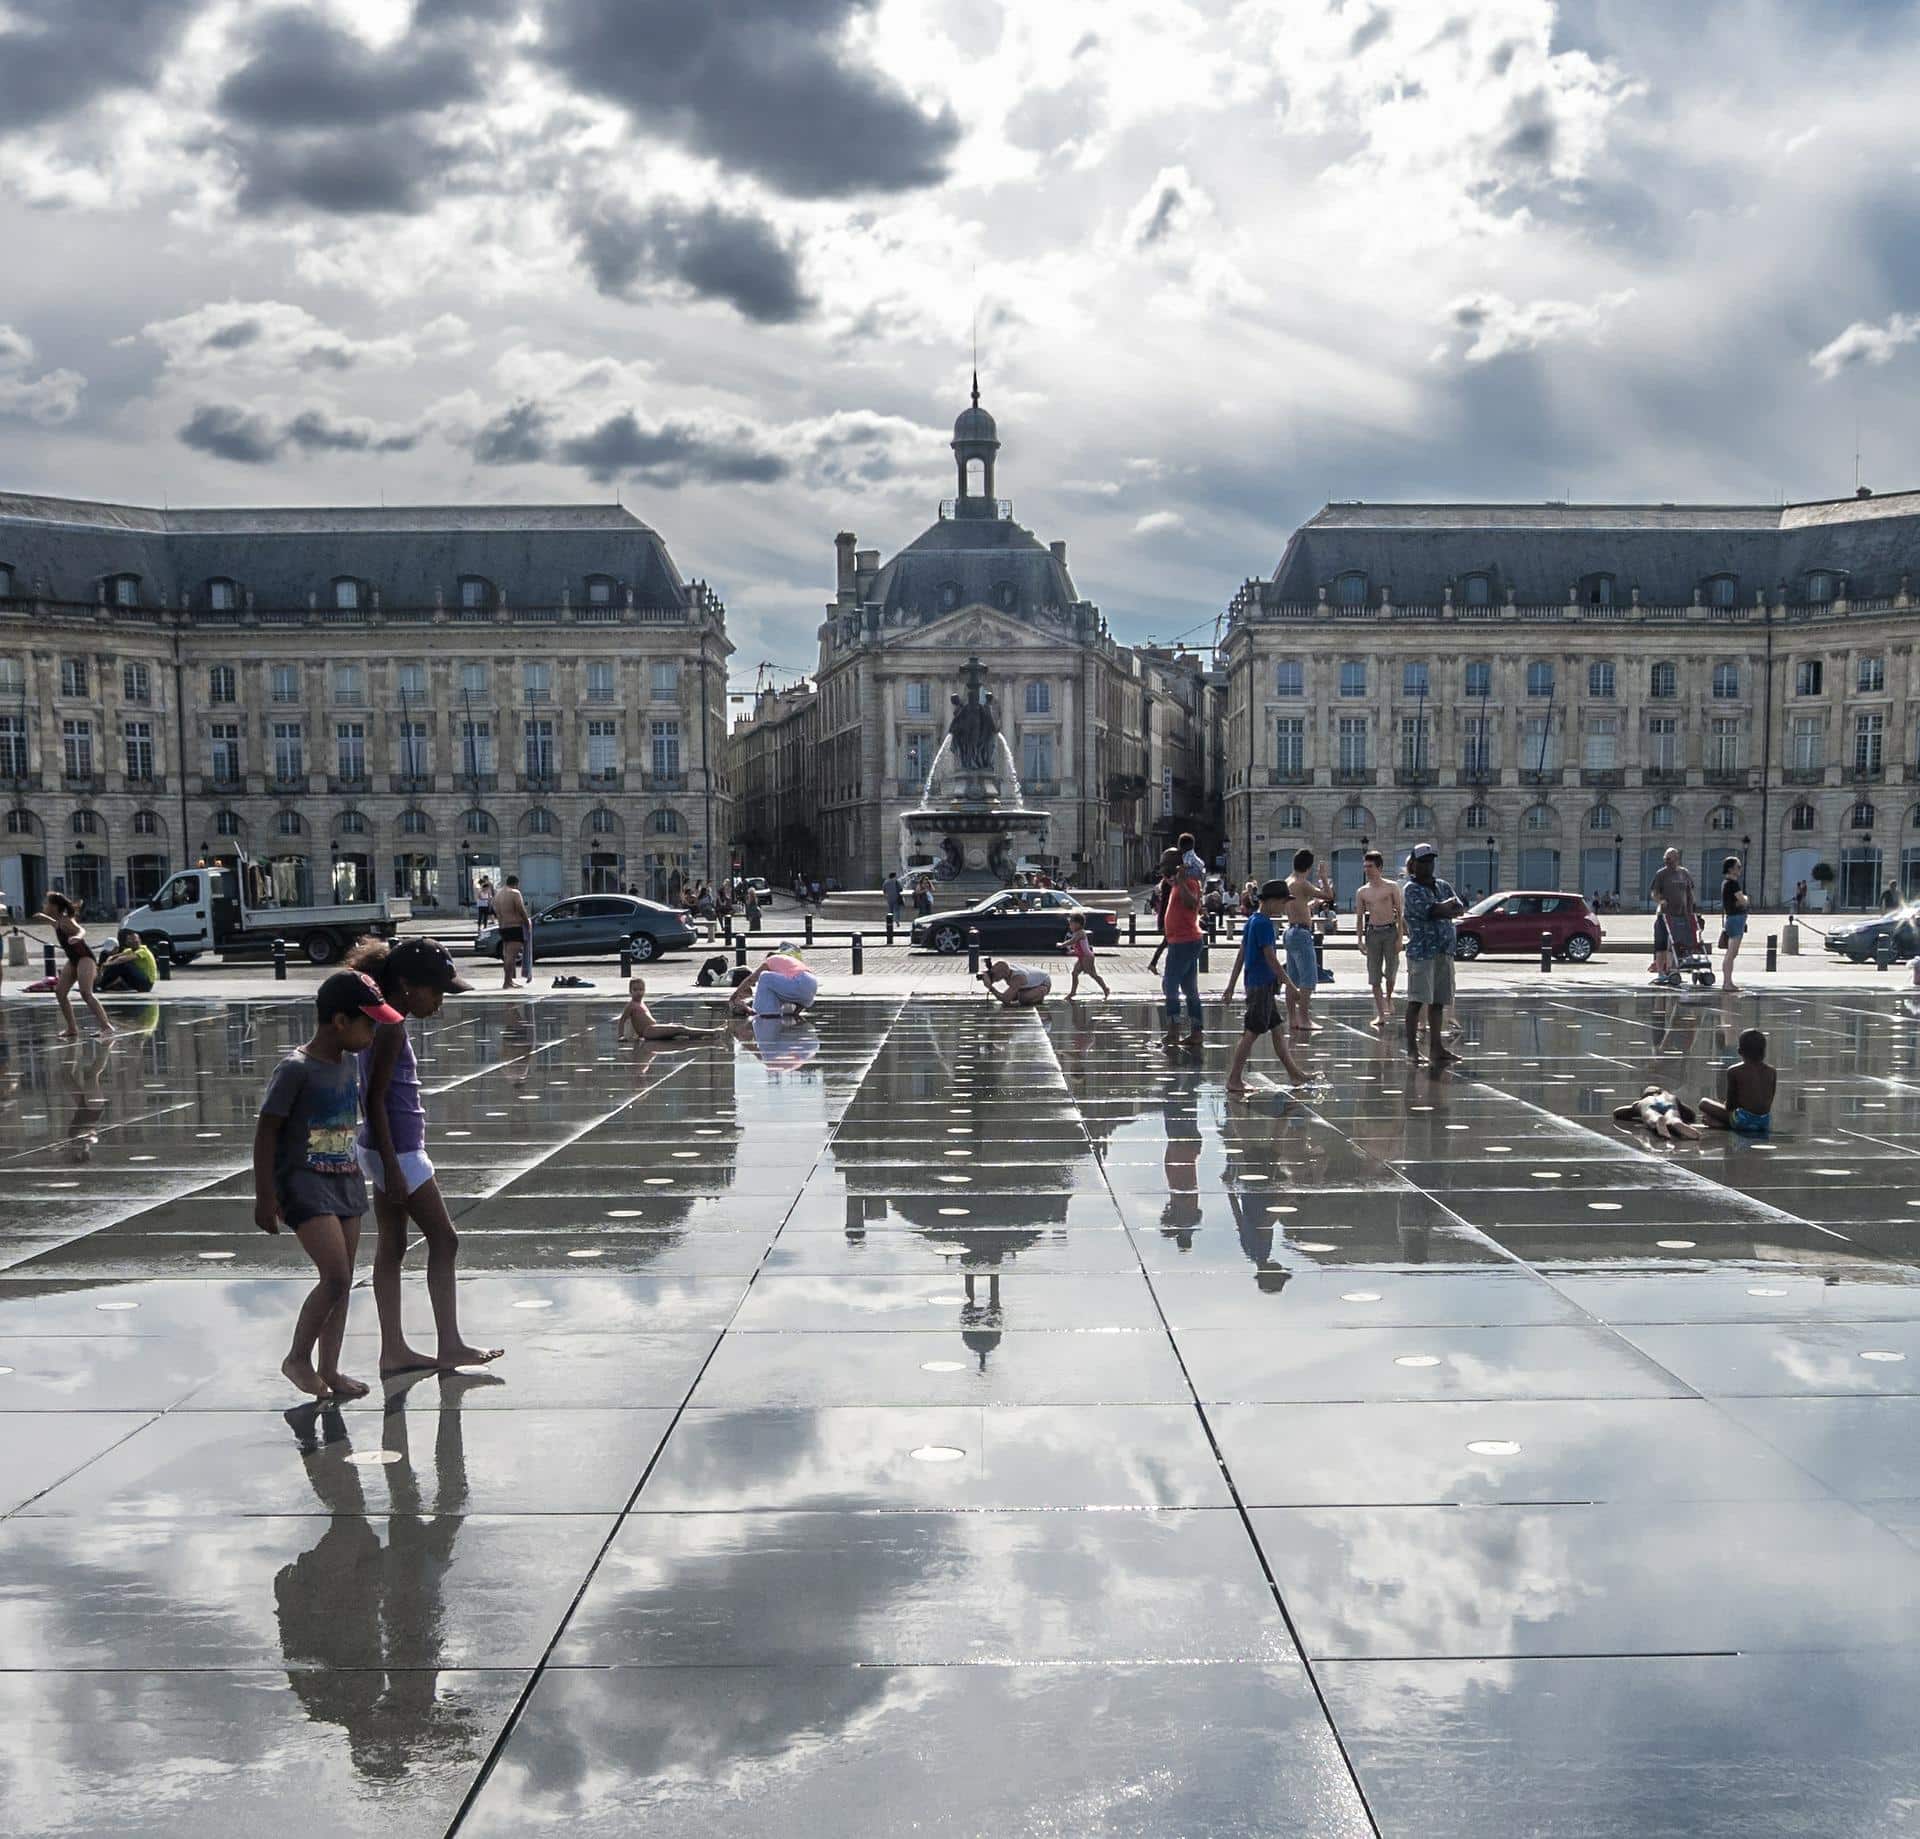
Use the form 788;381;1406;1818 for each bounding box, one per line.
123;862;411;967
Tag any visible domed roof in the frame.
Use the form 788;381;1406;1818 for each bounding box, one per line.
952;372;998;446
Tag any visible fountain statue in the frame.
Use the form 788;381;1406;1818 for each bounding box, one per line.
897;654;1050;893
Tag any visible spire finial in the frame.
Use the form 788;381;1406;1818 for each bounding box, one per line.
971;367;980;409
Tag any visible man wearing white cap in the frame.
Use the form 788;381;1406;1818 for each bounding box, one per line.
1401;843;1464;1067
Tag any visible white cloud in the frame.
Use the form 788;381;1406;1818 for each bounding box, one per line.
0;326;84;425
1131;510;1185;537
1439;290;1637;365
1809;312;1920;381
128;300;471;374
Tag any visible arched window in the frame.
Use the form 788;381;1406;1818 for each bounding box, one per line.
523;807;556;835
1462;803;1493;830
993;582;1019;613
1338;803;1372;833
5;808;35;835
276;810;304;837
1789;803;1816;833
1588;803;1616;831
71;809;102;835
1334;572;1368;607
1704;574;1738;608
1400;804;1434;832
1805;571;1835;604
1273;803;1305;831
1850;800;1875;830
1650;661;1678;699
1910;804;1920;830
649;808;682;835
132;810;160;836
332;577;361;611
938;581;962;612
1524;803;1556;831
399;807;431;835
587;807;619;835
463;808;494;834
1648;804;1676;831
337;810;367;834
215;809;243;837
1707;804;1739;832
1460;573;1491;607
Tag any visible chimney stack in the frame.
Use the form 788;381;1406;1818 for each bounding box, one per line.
834;531;857;604
1050;540;1068;567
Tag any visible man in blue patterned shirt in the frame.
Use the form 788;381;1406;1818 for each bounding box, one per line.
1401;843;1464;1067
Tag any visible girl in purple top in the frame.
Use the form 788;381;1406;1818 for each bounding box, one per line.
347;937;502;1378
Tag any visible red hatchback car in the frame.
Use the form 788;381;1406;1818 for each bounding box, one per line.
1452;891;1605;962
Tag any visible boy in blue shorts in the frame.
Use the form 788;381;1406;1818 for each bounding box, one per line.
1222;879;1308;1095
1699;1029;1777;1134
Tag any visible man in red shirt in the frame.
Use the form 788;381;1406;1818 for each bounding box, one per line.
1159;846;1205;1047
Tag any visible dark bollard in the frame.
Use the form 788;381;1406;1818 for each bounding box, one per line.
804;912;814;948
156;938;172;983
619;943;632;979
1540;931;1553;973
1314;931;1326;977
852;932;864;975
41;939;55;979
1199;938;1211;976
1766;933;1778;973
967;927;981;976
273;937;288;981
1128;909;1137;946
734;935;748;969
1876;932;1895;971
885;914;895;947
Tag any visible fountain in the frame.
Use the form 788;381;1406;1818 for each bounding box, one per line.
898;655;1050;894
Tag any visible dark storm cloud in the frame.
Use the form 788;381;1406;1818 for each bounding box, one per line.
539;0;960;197
414;0;522;18
473;400;556;464
226;125;458;216
0;0;200;135
203;320;263;352
180;402;418;463
216;9;482;128
557;410;789;484
571;197;812;323
1498;90;1561;167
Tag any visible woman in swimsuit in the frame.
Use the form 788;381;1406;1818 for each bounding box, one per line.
37;892;115;1040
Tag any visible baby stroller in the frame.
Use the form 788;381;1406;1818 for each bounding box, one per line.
1656;906;1716;989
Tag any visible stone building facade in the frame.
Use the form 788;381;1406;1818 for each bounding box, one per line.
729;679;819;882
0;496;732;919
793;385;1223;890
1222;495;1920;910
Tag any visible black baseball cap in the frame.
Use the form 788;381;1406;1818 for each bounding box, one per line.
317;970;406;1025
386;937;472;994
1258;879;1289;901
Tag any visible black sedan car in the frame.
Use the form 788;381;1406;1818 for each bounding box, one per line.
1824;903;1919;963
910;888;1121;955
472;894;697;963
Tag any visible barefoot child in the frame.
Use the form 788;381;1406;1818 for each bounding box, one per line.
1612;1085;1702;1142
617;975;723;1041
1698;1028;1777;1134
1064;914;1110;999
37;892;115;1040
254;970;404;1399
1222;878;1309;1095
346;938;503;1381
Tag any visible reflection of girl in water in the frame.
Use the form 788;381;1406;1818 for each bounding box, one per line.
62;1039;112;1162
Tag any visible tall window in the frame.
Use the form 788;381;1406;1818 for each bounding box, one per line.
399;720;429;778
1021;731;1054;782
586;661;615;703
1647;716;1679;772
1795;660;1823;696
1337;715;1368;773
523;662;552;704
122;662;151;703
1806;572;1834;604
650;719;681;777
1790;714;1823;772
333;664;365;705
209;723;241;783
460;577;491;610
1463;715;1494;774
396;662;427;703
461;718;494;775
1275;717;1305;773
1339;661;1367;698
0;714;26;777
904;732;933;782
587;719;620;777
1464;660;1492;699
1583;717;1617;771
124;720;154;781
650;660;680;702
1335;573;1367;606
1024;680;1051;714
60;657;87;698
1859;655;1886;693
1402;661;1429;698
209;578;237;612
1522;713;1559;773
1712;663;1739;699
460;662;490;698
61;718;93;778
1850;800;1875;829
1526;661;1555;698
1650;661;1678;699
335;722;366;782
905;680;931;716
112;575;138;606
270;664;300;704
1275;661;1303;697
1708;717;1740;773
1856;712;1884;773
1461;574;1490;607
523;718;555;779
1398;715;1430;772
209;664;236;704
334;579;360;610
1587;661;1615;699
1706;575;1738;608
0;658;21;697
272;722;304;782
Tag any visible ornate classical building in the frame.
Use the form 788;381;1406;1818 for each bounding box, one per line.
0;496;732;916
1222;494;1920;909
795;383;1222;889
729;678;819;881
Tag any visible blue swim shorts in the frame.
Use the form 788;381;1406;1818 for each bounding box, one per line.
1283;923;1318;989
1730;1107;1771;1134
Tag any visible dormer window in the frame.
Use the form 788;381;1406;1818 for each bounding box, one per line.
1461;573;1491;607
1334;571;1368;607
938;581;962;612
0;564;13;599
585;575;615;605
1581;572;1615;607
460;576;494;611
993;582;1018;612
1704;574;1738;608
1806;571;1835;604
332;577;361;611
107;573;140;608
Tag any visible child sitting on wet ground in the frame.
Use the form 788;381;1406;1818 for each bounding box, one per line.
1698;1028;1777;1134
617;975;724;1042
1612;1085;1702;1142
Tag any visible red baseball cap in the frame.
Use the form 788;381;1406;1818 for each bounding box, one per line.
317;969;406;1026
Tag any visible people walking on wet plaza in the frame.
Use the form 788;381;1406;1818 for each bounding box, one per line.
491;875;531;989
1699;1028;1778;1133
1157;846;1205;1046
255;969;403;1400
1280;848;1332;1038
883;869;904;924
1614;1084;1702;1141
1355;849;1404;1030
346;938;503;1380
1650;846;1697;985
1063;912;1110;999
1401;843;1462;1067
1222;879;1308;1096
1717;855;1749;991
36;892;115;1040
980;957;1051;1007
618;975;725;1042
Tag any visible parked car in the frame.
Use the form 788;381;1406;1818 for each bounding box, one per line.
911;887;1121;955
1452;891;1604;962
472;894;697;963
1825;904;1919;963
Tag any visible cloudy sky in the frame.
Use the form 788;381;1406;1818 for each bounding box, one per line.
3;0;1917;685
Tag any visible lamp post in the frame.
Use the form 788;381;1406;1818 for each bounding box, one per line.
1613;832;1623;909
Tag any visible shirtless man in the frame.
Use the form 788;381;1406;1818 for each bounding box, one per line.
1354;849;1404;1030
1279;848;1333;1037
491;875;530;989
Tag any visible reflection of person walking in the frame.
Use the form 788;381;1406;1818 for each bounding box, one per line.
1401;844;1463;1068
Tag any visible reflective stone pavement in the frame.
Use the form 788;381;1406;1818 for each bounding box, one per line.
2;990;1919;1836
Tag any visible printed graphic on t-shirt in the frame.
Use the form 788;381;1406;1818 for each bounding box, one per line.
306;1086;361;1174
